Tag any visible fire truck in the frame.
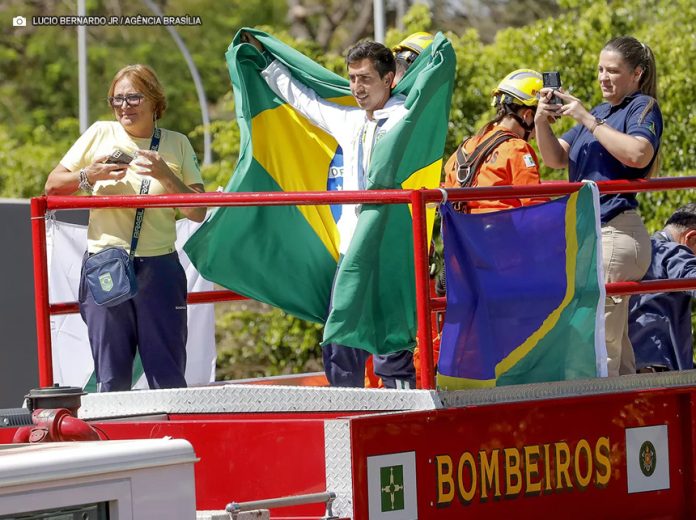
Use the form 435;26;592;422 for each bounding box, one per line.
1;178;695;519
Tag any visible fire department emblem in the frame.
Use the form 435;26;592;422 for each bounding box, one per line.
639;440;656;477
626;424;670;493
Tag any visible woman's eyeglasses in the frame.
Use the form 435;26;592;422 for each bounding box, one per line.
108;93;145;108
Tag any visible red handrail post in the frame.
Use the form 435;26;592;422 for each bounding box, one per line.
31;196;53;387
410;189;435;389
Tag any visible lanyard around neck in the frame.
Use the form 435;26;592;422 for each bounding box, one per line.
129;127;161;259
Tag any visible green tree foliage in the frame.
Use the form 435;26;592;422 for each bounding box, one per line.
440;0;696;231
431;0;561;42
0;0;286;196
215;301;323;379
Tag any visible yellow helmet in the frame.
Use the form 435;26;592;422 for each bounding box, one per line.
392;32;434;66
491;69;543;108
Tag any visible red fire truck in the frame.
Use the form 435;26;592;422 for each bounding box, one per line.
1;178;695;519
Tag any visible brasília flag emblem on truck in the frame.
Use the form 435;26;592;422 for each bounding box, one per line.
380;464;405;511
367;451;417;519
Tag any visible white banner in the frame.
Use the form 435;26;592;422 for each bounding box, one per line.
47;218;216;389
625;424;670;493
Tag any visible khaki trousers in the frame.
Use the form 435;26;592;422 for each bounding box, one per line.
602;210;651;376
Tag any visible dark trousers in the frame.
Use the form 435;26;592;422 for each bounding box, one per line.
324;257;416;389
79;252;188;392
323;346;416;389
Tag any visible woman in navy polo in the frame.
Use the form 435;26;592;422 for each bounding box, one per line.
534;36;663;377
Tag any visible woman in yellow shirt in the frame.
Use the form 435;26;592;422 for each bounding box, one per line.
45;64;205;392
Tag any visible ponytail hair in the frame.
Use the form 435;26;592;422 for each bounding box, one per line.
475;107;507;137
603;36;658;100
475;100;531;137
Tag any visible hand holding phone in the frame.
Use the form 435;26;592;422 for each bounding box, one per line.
542;71;563;105
105;149;134;166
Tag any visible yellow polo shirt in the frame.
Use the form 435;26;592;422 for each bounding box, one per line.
60;121;204;256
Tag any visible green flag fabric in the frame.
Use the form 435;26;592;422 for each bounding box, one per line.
323;40;456;353
184;29;455;355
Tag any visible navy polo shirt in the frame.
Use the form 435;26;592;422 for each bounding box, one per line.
628;231;696;370
561;92;663;224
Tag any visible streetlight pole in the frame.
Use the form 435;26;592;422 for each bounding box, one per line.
142;0;211;165
373;0;385;43
77;0;88;133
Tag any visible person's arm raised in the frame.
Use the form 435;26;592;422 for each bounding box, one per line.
241;32;264;53
534;88;569;169
240;31;353;139
555;90;656;169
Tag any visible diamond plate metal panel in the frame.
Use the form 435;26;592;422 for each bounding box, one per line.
325;419;353;519
440;370;696;408
79;384;442;419
195;511;230;520
79;372;696;418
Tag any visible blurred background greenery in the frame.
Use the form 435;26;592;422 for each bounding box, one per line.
3;0;694;379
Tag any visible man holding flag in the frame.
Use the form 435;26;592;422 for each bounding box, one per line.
184;29;454;389
242;32;415;388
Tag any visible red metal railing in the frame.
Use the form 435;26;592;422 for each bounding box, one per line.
31;176;696;389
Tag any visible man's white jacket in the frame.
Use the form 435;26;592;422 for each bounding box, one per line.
262;60;407;255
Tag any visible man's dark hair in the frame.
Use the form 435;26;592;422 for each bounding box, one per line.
346;41;396;79
666;203;696;231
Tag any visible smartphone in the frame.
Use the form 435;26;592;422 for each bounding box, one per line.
105;149;134;165
542;71;562;105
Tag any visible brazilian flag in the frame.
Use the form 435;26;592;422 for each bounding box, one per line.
185;29;455;355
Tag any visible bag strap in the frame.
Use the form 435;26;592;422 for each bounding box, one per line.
128;128;161;261
455;130;516;187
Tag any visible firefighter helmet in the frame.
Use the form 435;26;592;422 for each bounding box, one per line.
392;32;434;66
491;69;543;107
